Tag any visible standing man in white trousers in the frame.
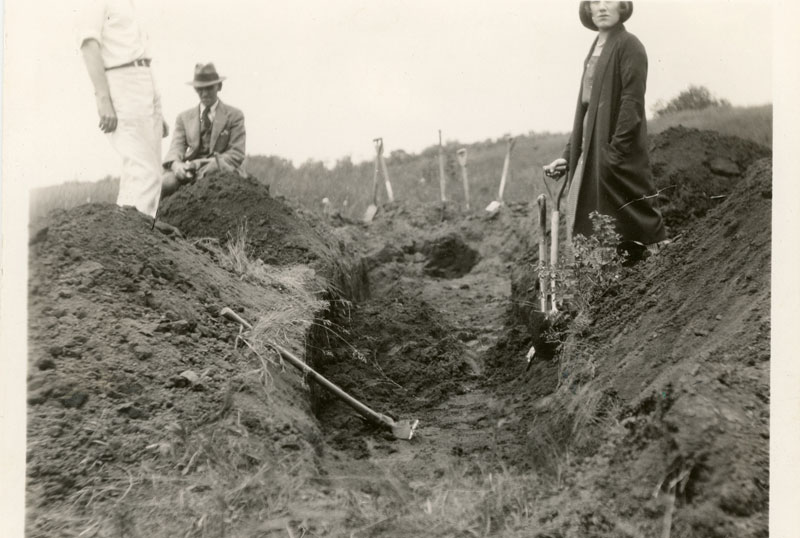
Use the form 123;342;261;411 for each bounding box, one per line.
77;0;167;218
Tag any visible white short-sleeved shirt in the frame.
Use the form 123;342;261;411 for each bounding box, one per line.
76;0;151;68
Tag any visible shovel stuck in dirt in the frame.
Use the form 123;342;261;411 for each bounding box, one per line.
457;148;470;210
364;138;394;224
486;135;516;212
539;168;569;314
220;307;419;440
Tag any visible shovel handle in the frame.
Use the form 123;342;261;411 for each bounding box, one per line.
379;151;395;203
498;136;516;202
537;195;548;312
220;307;392;429
438;130;447;203
550;209;560;312
457;148;470;209
270;341;391;428
372;141;382;205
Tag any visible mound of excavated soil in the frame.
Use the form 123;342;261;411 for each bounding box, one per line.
649;126;771;232
158;173;337;268
26;127;771;537
158;172;369;301
25;203;357;536
502;157;771;537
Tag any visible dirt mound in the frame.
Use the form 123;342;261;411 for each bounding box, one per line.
158;172;338;268
26;127;771;537
649;126;771;231
26;203;349;536
501;158;771;537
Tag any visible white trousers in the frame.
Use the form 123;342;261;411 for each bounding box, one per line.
106;66;163;217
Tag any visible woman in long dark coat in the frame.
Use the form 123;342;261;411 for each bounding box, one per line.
545;1;666;249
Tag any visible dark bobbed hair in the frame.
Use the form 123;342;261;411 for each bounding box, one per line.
579;2;633;31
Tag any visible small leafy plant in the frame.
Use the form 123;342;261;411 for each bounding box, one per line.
568;211;624;312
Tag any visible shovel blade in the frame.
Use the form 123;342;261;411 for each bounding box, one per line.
363;204;378;223
485;200;502;213
390;419;419;440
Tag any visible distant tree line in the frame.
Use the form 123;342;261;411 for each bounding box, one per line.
652;85;731;117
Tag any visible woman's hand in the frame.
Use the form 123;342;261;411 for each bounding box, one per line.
544;158;568;178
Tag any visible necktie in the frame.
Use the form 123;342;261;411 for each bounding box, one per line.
200;107;212;154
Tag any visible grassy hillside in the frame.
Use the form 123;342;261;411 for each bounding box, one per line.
247;132;569;220
648;104;771;148
30;104;771;225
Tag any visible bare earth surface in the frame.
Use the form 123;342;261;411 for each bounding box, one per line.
27;128;770;537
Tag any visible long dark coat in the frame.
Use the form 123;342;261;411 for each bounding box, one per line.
562;24;665;244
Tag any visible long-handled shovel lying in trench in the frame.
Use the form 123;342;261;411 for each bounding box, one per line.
219;307;419;440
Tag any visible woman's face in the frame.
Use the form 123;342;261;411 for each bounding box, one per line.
589;1;622;30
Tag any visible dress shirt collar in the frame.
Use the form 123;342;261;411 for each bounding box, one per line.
199;100;220;122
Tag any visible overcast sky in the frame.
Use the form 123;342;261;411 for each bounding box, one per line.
3;0;775;189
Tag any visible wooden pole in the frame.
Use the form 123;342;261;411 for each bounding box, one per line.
371;138;381;205
457;148;470;210
438;130;447;203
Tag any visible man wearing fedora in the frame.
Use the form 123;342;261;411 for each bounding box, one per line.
161;63;247;196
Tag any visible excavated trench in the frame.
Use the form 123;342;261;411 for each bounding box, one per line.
26;127;772;537
303;203;558;480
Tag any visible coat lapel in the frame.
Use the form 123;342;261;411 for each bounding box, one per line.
209;101;227;153
582;25;625;153
186;107;201;157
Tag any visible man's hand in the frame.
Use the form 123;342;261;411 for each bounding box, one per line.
171;161;190;181
96;94;118;133
162;119;169;138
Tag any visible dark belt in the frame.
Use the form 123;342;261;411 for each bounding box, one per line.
105;58;151;71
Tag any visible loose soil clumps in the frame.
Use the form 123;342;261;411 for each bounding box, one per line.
503;152;771;535
26;201;356;536
649;126;771;231
159;172;338;268
26;127;771;537
421;232;480;278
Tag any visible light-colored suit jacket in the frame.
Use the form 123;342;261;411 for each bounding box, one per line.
163;100;246;174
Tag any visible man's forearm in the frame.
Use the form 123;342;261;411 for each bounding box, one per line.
80;40;111;98
81;39;118;132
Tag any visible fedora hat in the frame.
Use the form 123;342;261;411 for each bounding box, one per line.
579;2;633;31
187;62;226;88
